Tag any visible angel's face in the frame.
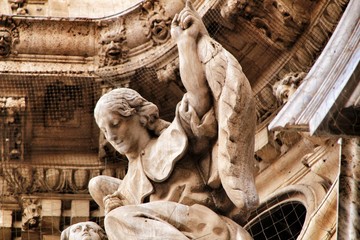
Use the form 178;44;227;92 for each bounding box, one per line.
69;222;101;240
96;107;149;156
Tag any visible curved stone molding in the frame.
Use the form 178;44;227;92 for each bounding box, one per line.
269;0;358;134
0;16;19;57
282;0;349;75
220;0;310;50
0;96;26;161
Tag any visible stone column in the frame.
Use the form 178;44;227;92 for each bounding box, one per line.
337;138;360;239
0;210;12;240
71;200;90;224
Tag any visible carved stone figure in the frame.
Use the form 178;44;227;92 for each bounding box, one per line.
273;71;306;104
98;19;129;67
22;199;41;231
61;221;107;240
89;1;258;239
140;0;172;45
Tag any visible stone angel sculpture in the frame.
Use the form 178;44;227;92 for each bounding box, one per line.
89;1;258;239
60;221;107;240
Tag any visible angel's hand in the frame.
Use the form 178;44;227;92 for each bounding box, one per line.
171;0;208;43
103;191;125;215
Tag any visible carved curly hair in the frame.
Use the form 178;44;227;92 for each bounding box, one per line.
94;88;169;136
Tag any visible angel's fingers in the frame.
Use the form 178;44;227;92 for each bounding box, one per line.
179;9;194;25
171;13;180;26
183;15;195;29
185;0;195;11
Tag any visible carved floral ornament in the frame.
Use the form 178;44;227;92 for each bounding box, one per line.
0;16;19;57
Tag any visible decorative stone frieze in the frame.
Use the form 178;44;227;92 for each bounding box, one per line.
281;0;349;74
255;85;278;124
0;16;19;57
1;163;125;195
156;58;179;82
269;0;357;134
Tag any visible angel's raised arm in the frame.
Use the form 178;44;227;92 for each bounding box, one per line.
171;0;211;118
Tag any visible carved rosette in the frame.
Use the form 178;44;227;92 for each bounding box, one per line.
0;16;19;57
140;0;172;45
98;18;129;67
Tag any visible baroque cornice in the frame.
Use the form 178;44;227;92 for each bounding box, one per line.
269;0;359;135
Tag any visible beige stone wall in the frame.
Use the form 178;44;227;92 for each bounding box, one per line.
2;0;141;18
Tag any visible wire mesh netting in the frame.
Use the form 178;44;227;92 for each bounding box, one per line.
0;0;353;239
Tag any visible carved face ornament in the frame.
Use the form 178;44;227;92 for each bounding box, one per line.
99;30;129;67
148;15;171;43
101;34;126;60
0;29;12;56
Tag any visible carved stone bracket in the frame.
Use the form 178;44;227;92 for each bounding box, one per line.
21;197;41;231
